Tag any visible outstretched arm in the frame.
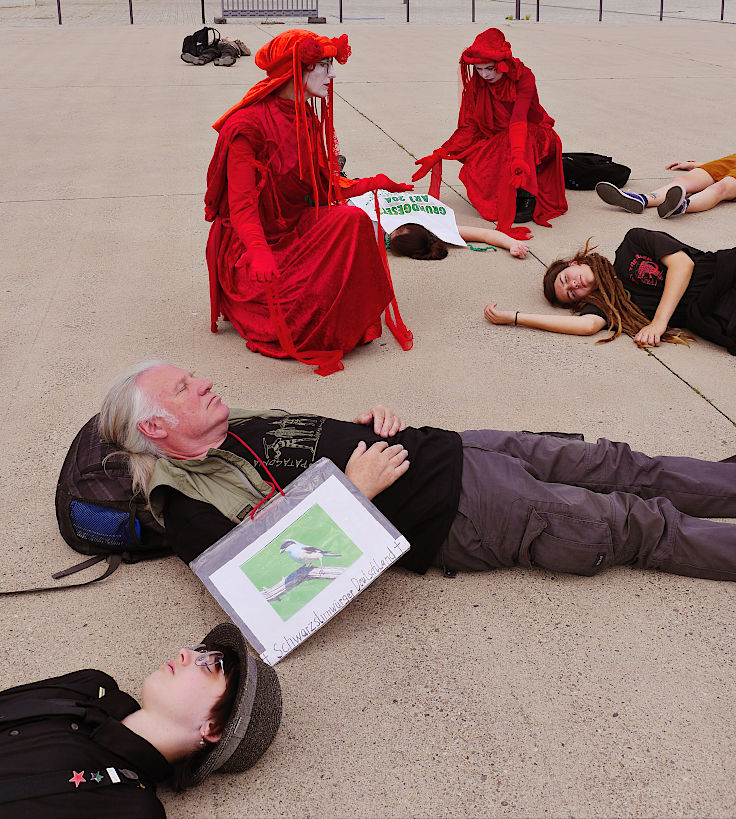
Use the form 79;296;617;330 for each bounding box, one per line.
632;251;694;346
484;302;606;336
458;225;529;258
665;160;697;171
342;174;413;198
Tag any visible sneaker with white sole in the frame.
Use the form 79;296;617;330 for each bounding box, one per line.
657;184;687;218
595;181;647;214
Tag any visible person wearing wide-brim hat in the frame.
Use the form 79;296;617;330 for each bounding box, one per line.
0;623;282;817
413;27;567;240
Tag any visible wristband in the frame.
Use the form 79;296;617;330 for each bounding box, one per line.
514;311;519;326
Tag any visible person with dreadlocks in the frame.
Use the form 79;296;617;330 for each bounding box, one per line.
411;27;567;240
484;228;736;354
205;29;413;376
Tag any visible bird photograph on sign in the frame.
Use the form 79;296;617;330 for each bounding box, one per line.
240;503;362;621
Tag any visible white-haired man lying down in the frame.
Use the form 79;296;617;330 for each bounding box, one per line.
99;360;736;582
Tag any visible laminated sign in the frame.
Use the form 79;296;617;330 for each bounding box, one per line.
191;459;410;664
349;189;467;247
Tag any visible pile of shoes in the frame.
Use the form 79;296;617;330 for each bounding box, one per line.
181;27;251;67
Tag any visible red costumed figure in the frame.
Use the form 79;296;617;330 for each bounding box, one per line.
205;29;413;376
412;28;567;240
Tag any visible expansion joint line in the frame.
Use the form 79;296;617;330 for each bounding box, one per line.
332;90;473;209
641;346;736;427
335;93;735;429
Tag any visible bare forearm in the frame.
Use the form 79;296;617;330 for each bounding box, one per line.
651;253;694;328
516;311;605;335
458;225;511;249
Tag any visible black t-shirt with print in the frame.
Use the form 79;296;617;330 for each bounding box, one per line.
579;228;715;327
164;414;463;574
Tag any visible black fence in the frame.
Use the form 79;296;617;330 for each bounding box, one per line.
340;0;730;24
48;0;731;26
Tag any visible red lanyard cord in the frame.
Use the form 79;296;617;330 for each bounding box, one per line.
226;430;286;519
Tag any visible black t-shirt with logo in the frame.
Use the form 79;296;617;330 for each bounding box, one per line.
164;415;463;574
579;228;715;328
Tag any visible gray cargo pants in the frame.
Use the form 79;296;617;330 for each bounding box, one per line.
439;430;736;581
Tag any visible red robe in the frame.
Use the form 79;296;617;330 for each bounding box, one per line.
440;65;567;227
205;96;393;363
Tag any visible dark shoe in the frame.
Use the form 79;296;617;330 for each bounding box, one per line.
214;54;236;66
181;52;205;65
595;181;646;214
198;46;219;64
657;184;687;218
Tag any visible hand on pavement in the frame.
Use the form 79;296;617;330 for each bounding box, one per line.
508;239;530;258
484;302;516;325
633;320;667;347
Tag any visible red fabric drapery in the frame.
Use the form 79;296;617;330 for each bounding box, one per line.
205;30;411;375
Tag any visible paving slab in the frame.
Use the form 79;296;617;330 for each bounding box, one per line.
1;18;736;819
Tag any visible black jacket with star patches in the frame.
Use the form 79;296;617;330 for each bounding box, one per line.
0;669;171;818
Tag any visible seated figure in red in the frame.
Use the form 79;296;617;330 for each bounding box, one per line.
413;28;567;240
205;29;413;376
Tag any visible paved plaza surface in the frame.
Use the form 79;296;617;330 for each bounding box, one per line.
1;10;735;819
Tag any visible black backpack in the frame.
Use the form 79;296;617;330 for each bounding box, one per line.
4;416;169;596
562;152;631;190
181;26;220;57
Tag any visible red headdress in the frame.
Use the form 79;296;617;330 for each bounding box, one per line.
213;30;351;212
459;28;519;92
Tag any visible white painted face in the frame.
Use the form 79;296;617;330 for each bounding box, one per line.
304;58;337;99
475;62;502;84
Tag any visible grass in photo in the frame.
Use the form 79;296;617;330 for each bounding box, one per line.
240;503;362;621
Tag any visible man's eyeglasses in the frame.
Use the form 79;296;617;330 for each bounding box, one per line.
188;644;225;674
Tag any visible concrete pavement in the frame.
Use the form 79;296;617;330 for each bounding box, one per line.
1;17;735;819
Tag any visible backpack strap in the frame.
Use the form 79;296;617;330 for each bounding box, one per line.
0;765;146;805
0;554;122;597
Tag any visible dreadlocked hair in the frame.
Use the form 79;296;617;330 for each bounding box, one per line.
542;239;693;347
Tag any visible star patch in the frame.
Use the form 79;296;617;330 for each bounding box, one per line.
90;771;104;783
69;770;86;788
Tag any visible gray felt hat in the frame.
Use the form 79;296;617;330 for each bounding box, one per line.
180;623;282;788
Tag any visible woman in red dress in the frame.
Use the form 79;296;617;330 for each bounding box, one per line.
205;29;412;375
413;28;567;240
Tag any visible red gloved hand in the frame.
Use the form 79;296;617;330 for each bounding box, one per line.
509;155;530;188
508;121;530;189
412;151;442;182
343;174;413;198
245;245;279;282
372;173;413;194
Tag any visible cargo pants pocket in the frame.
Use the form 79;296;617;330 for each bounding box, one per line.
517;509;613;577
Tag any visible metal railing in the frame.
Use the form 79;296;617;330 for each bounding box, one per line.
221;0;318;18
338;1;730;24
45;0;732;26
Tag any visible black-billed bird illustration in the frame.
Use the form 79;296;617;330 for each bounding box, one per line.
279;538;341;566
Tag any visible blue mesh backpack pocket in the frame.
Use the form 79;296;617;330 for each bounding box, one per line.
69;500;142;548
55;415;168;565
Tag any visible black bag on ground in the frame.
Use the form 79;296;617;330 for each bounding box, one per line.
2;416;168;596
515;188;536;223
181;26;220;57
562;152;631;190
